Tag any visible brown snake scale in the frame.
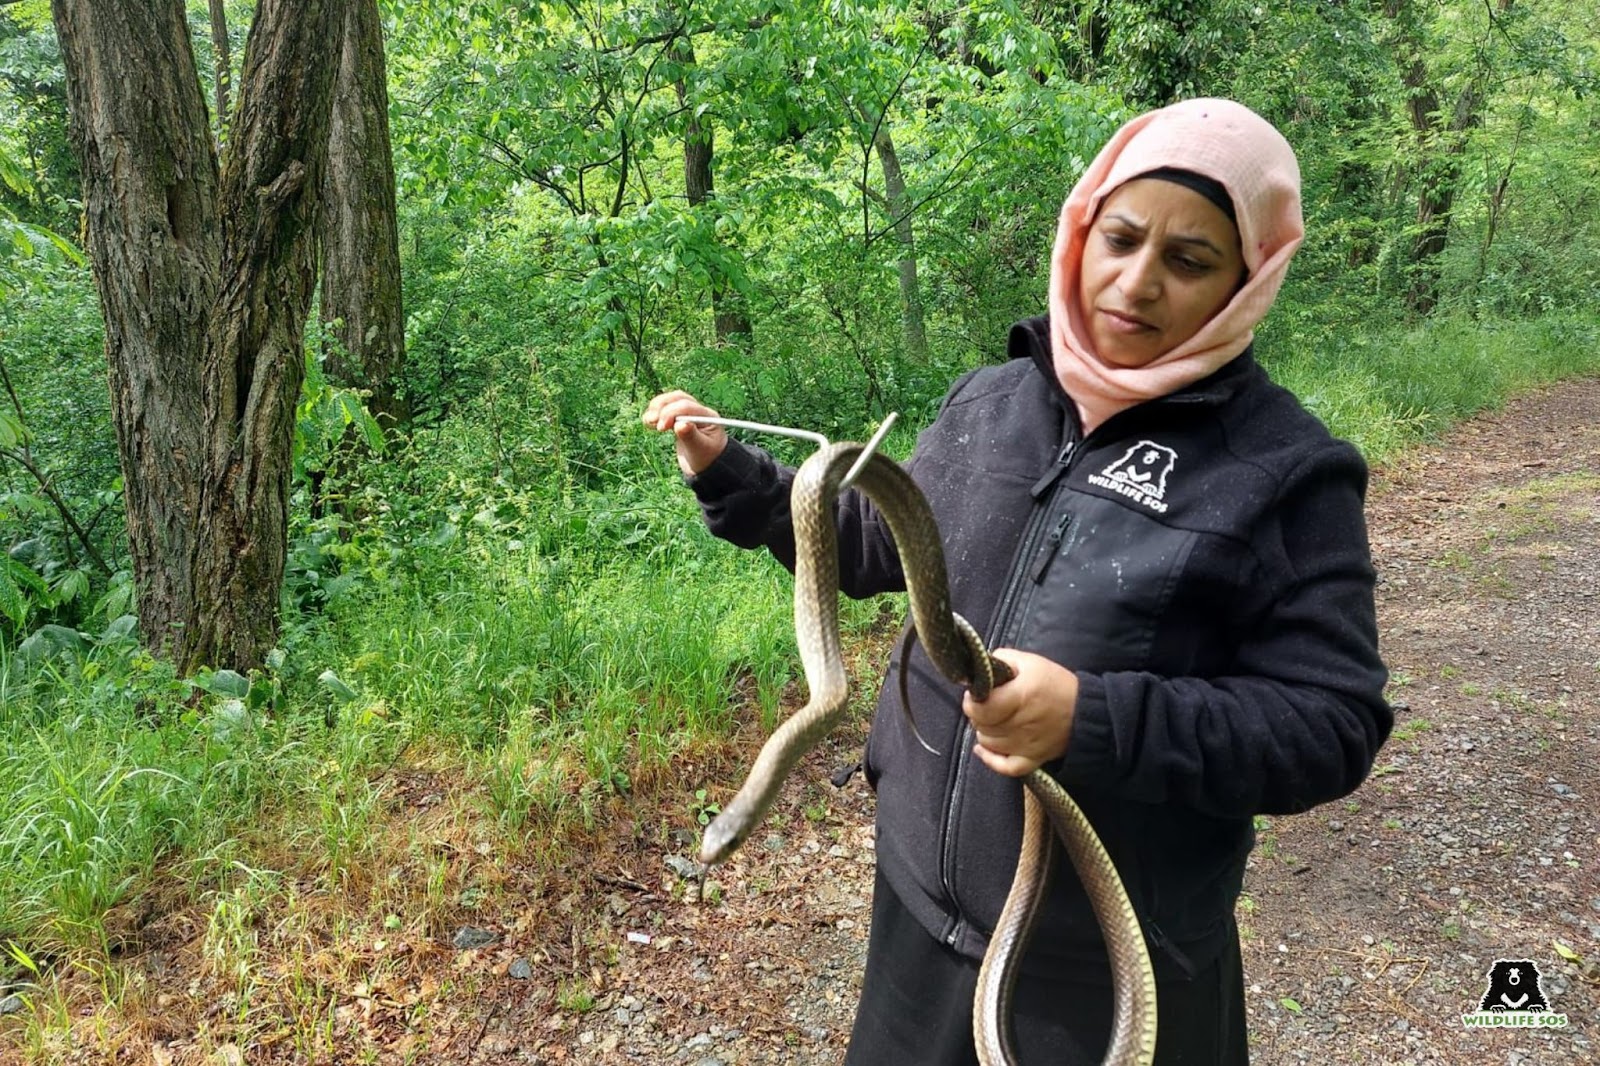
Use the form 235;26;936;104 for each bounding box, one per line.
698;441;1157;1066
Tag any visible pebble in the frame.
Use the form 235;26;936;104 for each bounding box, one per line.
0;994;20;1015
665;854;701;878
450;926;497;950
508;957;533;980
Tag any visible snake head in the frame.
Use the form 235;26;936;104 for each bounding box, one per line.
698;815;748;866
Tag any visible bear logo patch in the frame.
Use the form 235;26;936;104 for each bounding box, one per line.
1087;441;1179;514
1477;959;1550;1013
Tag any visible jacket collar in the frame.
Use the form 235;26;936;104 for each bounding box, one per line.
1009;314;1260;419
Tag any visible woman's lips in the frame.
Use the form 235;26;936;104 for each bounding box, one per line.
1098;308;1156;334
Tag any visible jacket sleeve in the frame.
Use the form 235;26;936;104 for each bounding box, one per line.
1059;441;1392;818
686;437;907;599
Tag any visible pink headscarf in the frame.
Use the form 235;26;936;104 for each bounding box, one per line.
1048;99;1303;432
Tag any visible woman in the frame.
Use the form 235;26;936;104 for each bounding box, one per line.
643;98;1390;1064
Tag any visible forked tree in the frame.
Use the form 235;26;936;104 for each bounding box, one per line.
50;0;344;673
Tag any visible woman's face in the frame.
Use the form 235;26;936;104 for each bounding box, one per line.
1077;178;1245;368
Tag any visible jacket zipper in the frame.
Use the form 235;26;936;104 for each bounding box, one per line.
933;381;1226;950
937;433;1082;947
1029;512;1074;584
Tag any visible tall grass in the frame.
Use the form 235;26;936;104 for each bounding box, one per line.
1259;313;1600;461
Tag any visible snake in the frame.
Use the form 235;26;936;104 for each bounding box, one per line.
697;440;1158;1066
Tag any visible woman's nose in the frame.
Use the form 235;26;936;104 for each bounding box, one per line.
1118;248;1163;301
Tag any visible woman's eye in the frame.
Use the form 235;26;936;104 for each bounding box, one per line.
1104;233;1136;250
1173;255;1210;274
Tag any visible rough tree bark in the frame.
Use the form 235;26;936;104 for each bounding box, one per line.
320;0;408;430
670;32;752;346
52;0;344;674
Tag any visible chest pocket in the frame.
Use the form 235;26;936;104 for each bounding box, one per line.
1000;493;1197;673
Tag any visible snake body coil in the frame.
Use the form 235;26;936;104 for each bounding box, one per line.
699;442;1157;1066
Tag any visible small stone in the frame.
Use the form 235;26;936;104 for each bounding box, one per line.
451;926;497;950
0;995;21;1016
508;958;533;980
665;854;701;878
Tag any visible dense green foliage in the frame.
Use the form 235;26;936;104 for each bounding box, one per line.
1;0;1597;981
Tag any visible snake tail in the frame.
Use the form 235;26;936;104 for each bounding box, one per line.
973;791;1057;1062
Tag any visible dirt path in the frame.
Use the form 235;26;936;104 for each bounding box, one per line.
496;378;1599;1065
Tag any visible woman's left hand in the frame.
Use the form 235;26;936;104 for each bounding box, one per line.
962;649;1078;777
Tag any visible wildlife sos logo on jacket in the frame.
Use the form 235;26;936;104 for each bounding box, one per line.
1087;441;1178;514
1462;959;1567;1028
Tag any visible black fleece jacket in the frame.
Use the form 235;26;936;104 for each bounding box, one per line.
689;316;1391;982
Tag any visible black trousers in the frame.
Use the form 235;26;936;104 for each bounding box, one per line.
844;870;1249;1065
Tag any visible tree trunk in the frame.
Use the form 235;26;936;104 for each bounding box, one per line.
207;0;230;142
671;33;751;345
53;0;343;674
1384;0;1507;315
50;0;218;659
871;123;927;362
320;0;408;430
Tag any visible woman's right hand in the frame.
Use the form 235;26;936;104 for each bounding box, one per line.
641;390;729;477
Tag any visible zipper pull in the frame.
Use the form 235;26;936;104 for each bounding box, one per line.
1029;441;1077;499
1030;511;1073;583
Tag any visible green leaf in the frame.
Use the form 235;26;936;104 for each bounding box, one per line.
51;568;90;605
1280;997;1303;1013
98;614;139;645
319;669;359;703
0;564;27;626
358;408;385;453
17;624;88;662
0;410;26;449
205;669;252;698
209;698;253;744
1553;940;1582;963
